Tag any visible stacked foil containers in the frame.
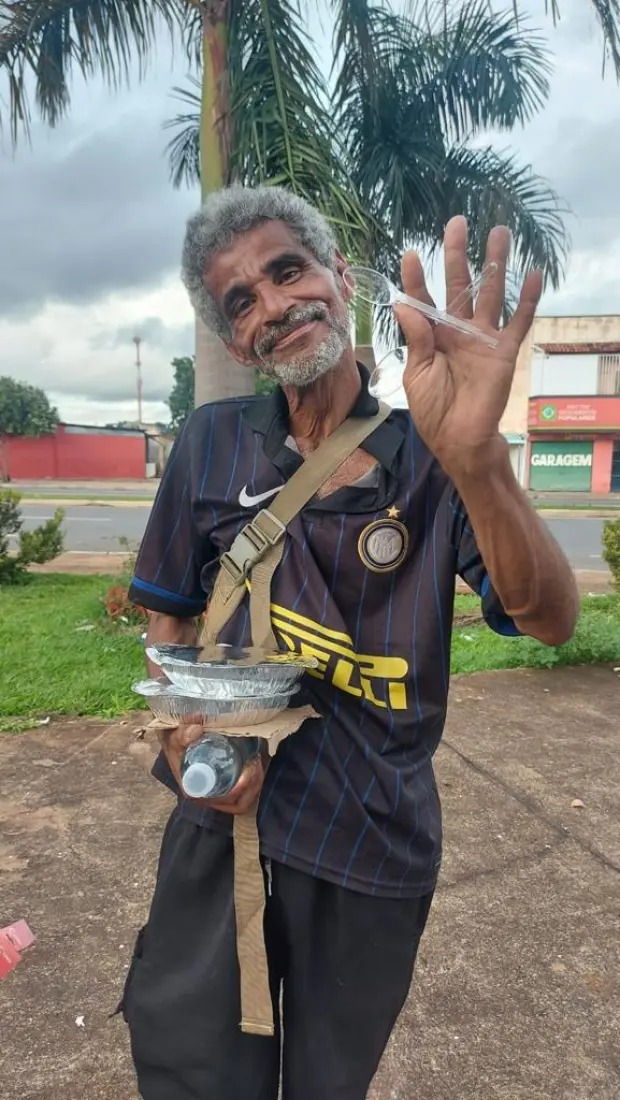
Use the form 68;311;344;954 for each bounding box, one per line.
132;643;316;727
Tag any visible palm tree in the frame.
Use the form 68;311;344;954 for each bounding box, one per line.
1;0;618;399
167;1;569;351
0;0;373;401
176;0;375;401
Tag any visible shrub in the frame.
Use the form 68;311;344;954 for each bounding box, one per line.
117;535;139;584
0;488;64;584
602;518;620;592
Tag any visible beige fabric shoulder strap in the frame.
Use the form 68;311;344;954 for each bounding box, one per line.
197;400;391;1038
200;401;390;648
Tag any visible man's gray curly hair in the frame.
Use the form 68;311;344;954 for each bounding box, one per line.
181;184;339;340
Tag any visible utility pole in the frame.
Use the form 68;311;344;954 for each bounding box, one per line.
133;335;143;426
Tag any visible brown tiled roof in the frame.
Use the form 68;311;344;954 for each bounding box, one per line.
539;343;620;354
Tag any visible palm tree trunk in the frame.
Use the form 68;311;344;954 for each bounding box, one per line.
194;316;253;405
194;0;255;407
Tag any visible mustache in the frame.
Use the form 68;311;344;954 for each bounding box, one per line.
254;303;330;357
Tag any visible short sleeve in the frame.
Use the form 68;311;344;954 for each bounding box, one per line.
128;417;214;617
449;490;520;638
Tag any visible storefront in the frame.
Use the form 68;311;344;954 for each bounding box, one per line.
527;396;620;494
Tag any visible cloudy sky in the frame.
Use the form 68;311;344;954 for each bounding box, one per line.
0;0;618;426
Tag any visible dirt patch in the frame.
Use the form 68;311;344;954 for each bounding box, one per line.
1;677;619;1099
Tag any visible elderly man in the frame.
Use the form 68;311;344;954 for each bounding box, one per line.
122;185;578;1100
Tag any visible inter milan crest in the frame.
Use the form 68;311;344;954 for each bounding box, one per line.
358;509;409;573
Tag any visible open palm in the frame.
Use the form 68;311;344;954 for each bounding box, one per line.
398;217;543;471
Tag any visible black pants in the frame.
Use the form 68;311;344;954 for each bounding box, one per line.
121;810;433;1100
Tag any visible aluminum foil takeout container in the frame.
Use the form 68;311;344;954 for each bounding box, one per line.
145;643;317;700
132;678;300;726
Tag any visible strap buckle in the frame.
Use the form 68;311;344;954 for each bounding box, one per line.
220;509;286;586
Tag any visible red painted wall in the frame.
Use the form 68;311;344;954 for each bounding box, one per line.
592;438;614;494
2;426;146;479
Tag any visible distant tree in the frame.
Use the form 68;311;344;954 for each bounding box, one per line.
0;377;59;436
167;356;195;432
0;377;59;481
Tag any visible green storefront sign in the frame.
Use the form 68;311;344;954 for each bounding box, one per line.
530;441;593;492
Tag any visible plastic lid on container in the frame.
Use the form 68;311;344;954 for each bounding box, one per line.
182;762;218;799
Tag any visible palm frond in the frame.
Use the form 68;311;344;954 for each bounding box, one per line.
164;0;380;261
332;2;421;120
177;0;203;67
163;79;201;190
426;144;570;290
418;1;552;138
0;0;183;141
230;0;380;258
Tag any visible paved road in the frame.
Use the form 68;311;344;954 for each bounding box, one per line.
13;504;607;570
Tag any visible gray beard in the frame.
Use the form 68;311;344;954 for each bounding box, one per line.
255;303;351;388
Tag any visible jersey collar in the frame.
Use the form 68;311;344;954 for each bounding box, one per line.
242;364;405;477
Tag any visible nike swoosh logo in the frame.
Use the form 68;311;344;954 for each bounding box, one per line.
238;484;283;508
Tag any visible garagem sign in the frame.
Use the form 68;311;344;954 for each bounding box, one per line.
530;453;593;467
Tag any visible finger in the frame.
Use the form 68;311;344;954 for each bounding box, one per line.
504;270;543;349
443;216;473;319
474;226;510;329
396;250;437;361
401;250;436;308
207;772;262;814
215;756;262;800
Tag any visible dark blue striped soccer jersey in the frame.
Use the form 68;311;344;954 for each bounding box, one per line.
130;368;516;898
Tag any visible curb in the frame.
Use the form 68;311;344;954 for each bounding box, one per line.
19;498;154;508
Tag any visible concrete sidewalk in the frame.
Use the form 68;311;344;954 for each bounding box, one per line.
12;479;159;494
1;666;619;1099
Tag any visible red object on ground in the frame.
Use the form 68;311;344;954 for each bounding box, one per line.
0;920;36;979
3;919;35;952
0;931;22;979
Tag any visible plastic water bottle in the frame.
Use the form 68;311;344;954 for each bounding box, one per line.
180;734;261;799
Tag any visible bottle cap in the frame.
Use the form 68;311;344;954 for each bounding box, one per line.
182;762;218;799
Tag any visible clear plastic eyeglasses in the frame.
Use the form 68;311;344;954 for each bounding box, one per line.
342;262;500;401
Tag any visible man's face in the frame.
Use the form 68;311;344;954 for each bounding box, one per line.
204;221;353;387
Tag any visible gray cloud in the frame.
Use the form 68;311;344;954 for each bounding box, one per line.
539;118;620;217
0;64;198;321
1;1;619;424
89;316;193;353
47;370;173;403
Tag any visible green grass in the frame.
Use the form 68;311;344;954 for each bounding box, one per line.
0;574;146;729
0;577;619;731
451;593;620;674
